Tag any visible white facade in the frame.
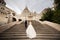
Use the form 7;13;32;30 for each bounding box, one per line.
19;7;41;21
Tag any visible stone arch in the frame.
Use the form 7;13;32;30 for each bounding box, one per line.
12;17;16;22
18;19;22;21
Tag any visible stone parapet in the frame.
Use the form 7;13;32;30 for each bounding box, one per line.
43;21;60;31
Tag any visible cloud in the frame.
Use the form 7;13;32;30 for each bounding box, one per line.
5;0;54;14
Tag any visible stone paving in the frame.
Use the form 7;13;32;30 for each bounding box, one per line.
0;20;60;40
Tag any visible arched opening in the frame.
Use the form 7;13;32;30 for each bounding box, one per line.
18;19;22;21
12;17;16;22
12;13;15;16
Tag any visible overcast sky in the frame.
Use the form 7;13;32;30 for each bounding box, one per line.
5;0;54;14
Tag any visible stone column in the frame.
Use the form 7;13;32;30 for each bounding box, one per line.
7;13;12;23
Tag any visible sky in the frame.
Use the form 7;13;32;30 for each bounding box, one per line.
5;0;54;14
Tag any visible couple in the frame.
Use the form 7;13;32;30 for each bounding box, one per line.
25;20;36;38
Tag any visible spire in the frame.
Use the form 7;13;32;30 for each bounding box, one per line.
22;6;30;13
24;0;29;11
24;6;29;11
34;11;36;14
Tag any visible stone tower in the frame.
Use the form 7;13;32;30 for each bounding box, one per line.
21;7;31;16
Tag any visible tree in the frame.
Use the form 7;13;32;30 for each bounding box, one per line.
53;0;60;24
54;0;60;10
41;8;54;22
52;10;60;24
41;0;60;24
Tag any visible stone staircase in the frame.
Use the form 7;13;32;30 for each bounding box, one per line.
0;32;60;40
0;20;60;40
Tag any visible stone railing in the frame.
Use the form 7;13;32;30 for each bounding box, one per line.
43;21;60;31
0;21;23;33
0;22;17;33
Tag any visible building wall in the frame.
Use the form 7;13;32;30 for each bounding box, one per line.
19;7;41;21
0;0;16;25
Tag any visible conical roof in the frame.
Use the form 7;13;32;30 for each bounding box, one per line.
23;6;29;12
21;6;31;16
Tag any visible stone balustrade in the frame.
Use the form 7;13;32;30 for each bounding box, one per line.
0;21;23;33
43;21;60;31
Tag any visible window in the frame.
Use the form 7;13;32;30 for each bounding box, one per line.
1;7;4;10
12;13;15;16
18;19;22;21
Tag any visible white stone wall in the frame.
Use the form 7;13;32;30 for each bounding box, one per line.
0;14;8;25
43;21;60;31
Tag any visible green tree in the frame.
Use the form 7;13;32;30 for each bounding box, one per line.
54;0;60;10
53;0;60;24
52;10;60;24
41;0;60;24
41;8;54;22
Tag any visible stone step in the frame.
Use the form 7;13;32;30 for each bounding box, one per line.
0;36;59;39
0;38;59;40
0;32;25;34
0;33;60;39
0;33;60;35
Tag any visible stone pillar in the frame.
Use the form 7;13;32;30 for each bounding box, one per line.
7;13;12;23
7;13;10;23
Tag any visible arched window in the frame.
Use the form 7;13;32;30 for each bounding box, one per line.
12;13;15;16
